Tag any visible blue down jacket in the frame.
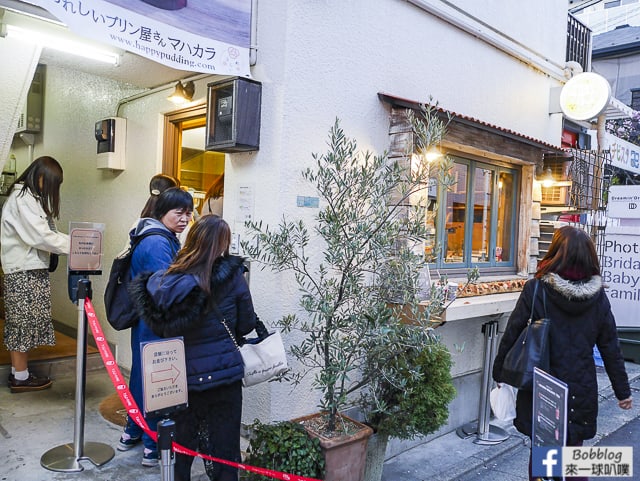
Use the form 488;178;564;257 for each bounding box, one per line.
130;255;257;391
492;274;630;444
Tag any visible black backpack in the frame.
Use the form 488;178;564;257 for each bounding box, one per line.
104;230;175;330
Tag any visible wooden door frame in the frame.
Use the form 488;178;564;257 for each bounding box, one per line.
162;102;207;178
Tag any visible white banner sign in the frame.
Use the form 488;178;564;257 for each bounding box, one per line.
603;132;640;176
602;232;640;327
27;0;251;76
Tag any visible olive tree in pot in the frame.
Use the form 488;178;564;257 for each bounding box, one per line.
243;102;461;481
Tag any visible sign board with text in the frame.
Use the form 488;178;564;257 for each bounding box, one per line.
532;368;567;448
68;222;104;275
608;185;640;219
141;337;188;416
602;231;640;327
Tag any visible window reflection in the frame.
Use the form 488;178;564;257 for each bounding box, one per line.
421;155;518;269
444;163;467;264
471;168;493;263
496;171;514;263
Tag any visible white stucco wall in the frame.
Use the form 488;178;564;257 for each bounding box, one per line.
240;0;568;422
3;0;568;430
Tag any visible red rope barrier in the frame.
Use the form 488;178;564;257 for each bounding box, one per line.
85;297;322;481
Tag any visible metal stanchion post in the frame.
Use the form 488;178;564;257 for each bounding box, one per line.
456;320;509;444
41;279;115;472
158;419;176;481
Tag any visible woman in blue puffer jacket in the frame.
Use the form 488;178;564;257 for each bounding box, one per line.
130;214;257;481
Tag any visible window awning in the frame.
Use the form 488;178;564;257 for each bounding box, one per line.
379;92;565;164
604;96;636;120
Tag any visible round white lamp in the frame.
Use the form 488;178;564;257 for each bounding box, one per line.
559;72;611;121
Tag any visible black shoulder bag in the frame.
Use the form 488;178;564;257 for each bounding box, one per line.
500;280;551;390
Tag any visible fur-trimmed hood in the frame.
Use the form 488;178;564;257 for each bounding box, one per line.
542;273;602;300
540;272;605;319
129;255;255;391
130;255;247;338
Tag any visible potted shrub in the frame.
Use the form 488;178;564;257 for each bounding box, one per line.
243;420;325;481
244;102;465;481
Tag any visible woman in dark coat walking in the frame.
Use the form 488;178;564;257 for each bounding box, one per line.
130;214;257;481
492;226;632;481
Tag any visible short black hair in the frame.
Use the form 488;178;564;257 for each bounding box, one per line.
152;187;193;219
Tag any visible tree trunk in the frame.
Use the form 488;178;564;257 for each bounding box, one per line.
363;432;389;481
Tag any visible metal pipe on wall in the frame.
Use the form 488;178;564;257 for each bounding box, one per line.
406;0;567;82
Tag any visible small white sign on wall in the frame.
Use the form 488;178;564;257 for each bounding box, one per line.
608;185;640;219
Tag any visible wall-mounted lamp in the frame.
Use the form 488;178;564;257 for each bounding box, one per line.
541;167;555;188
424;146;443;163
167;80;195;104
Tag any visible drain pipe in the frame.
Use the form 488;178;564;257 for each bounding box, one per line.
250;0;258;66
405;0;566;82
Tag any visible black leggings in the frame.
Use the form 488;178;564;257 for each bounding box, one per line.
173;382;243;481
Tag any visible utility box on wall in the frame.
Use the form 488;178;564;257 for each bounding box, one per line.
205;77;261;152
95;117;126;170
15;64;45;134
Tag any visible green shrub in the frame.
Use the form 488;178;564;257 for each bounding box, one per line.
243;420;325;480
362;332;456;439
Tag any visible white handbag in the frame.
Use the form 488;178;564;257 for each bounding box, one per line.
238;330;288;387
221;315;288;387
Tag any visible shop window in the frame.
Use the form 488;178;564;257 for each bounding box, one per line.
424;156;518;270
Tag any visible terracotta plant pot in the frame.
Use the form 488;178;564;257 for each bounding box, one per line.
294;413;373;481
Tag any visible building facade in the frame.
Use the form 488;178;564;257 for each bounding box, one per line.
1;0;580;454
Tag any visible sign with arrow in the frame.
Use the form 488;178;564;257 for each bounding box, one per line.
141;337;188;416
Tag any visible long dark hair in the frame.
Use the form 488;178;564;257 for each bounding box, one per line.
140;174;179;218
536;225;600;280
14;156;63;218
166;215;231;294
152;187;193;220
204;174;224;201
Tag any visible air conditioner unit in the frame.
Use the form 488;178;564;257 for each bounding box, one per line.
15;64;45;134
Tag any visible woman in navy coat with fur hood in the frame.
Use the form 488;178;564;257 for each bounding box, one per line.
130;215;257;481
492;226;632;481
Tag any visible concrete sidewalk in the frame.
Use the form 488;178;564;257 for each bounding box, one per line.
382;361;640;481
0;359;638;481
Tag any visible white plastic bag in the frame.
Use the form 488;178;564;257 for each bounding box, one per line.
490;383;517;421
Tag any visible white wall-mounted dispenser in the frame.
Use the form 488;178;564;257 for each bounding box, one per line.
95;117;126;170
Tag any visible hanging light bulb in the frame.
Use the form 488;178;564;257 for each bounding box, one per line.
541;167;555;188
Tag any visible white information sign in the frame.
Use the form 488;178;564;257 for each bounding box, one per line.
68;222;105;273
608;185;640;219
141;338;188;415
